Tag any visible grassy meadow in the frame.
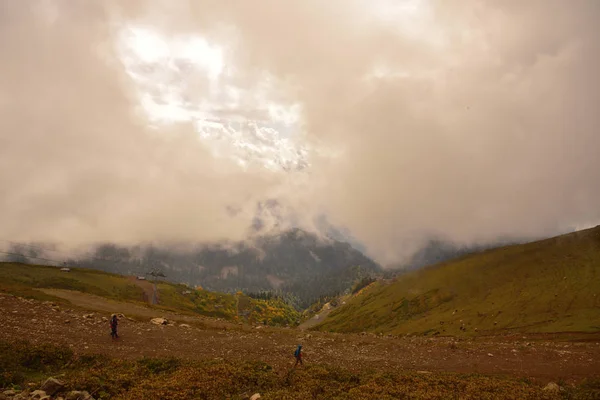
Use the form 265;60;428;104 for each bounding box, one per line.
314;226;600;335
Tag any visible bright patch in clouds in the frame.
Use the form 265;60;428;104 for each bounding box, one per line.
124;27;224;79
370;0;426;20
117;26;307;171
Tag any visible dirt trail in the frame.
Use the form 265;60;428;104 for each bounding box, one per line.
39;289;236;329
126;276;156;304
2;292;600;384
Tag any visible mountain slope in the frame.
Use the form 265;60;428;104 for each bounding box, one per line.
313;226;600;335
0;262;299;326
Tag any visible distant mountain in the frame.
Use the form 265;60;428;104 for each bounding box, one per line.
63;228;381;308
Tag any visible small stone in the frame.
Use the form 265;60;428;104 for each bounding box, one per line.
41;377;65;395
249;394;261;400
487;353;494;357
65;391;83;400
543;382;560;392
30;390;47;399
66;391;95;400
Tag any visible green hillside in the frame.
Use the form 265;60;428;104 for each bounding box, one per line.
314;226;600;335
0;263;299;326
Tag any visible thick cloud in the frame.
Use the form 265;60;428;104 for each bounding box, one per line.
1;0;599;264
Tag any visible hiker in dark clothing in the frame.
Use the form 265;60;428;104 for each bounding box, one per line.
294;345;303;367
110;314;119;339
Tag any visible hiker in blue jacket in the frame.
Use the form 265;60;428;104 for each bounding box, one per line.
294;344;303;367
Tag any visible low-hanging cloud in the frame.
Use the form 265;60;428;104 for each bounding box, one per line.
1;0;599;265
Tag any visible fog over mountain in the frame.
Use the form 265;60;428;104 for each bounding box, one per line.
1;0;599;266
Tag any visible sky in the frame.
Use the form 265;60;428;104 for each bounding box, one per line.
1;0;599;265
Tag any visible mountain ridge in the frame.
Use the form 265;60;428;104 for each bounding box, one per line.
313;225;600;335
1;228;381;308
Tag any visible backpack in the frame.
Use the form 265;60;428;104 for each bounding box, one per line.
294;347;301;357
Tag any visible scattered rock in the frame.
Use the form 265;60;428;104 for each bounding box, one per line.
2;390;16;396
41;377;65;395
30;390;47;399
487;353;494;357
179;324;191;328
66;390;95;400
249;394;261;400
13;392;30;400
151;318;168;325
543;382;560;392
83;314;94;319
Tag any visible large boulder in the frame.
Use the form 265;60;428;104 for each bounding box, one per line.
41;377;65;395
151;318;168;325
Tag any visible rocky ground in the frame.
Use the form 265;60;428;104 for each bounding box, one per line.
3;292;600;386
2;378;95;400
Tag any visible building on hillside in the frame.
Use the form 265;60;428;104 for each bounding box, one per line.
136;276;146;280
